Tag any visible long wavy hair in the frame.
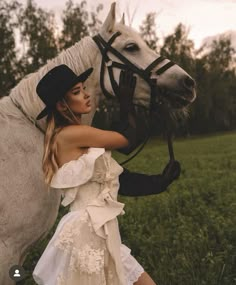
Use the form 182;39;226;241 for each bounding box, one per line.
42;101;80;186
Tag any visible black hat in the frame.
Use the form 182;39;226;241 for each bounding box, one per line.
36;64;93;120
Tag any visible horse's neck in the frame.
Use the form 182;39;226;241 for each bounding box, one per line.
8;36;99;124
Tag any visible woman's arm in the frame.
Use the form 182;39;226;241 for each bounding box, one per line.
119;168;166;196
58;124;129;150
118;161;181;196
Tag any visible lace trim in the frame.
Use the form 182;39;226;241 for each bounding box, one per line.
128;265;145;285
56;261;144;285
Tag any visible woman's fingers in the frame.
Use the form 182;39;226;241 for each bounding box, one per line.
132;76;137;90
119;69;136;92
119;70;125;83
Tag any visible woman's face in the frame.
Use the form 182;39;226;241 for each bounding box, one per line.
63;81;92;115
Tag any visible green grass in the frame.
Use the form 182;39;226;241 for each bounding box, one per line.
21;132;236;285
115;132;236;285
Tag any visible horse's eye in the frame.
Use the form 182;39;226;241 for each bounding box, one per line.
124;43;140;52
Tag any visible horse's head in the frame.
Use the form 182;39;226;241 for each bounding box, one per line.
8;2;196;131
94;2;196;117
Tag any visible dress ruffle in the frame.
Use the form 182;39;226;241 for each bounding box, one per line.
50;148;105;207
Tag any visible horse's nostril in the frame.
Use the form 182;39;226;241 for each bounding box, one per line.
184;76;195;90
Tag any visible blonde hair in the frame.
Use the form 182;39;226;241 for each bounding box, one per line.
42;100;80;186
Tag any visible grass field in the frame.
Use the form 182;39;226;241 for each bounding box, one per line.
115;132;236;285
21;132;236;285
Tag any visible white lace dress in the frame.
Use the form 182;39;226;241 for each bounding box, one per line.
32;147;144;285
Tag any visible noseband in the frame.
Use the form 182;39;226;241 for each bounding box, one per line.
92;31;176;165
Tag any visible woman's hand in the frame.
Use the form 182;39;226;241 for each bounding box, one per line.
117;69;137;120
118;162;181;197
162;160;181;186
109;69;150;155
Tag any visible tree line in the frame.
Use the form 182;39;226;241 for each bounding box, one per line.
1;0;236;135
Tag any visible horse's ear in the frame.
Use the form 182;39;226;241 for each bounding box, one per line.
101;2;116;33
119;13;125;25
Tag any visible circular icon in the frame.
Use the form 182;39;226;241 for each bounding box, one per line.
9;265;26;282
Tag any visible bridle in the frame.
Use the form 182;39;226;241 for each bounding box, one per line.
92;32;176;112
92;31;176;165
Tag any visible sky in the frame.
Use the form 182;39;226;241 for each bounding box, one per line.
20;0;236;49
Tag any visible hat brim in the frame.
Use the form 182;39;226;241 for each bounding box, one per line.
36;67;93;120
36;106;51;120
76;67;93;83
69;67;94;89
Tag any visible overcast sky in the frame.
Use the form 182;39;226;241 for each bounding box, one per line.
20;0;236;48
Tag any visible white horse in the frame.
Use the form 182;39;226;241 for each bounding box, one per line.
0;3;196;284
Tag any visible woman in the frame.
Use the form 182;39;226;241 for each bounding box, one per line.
32;64;179;285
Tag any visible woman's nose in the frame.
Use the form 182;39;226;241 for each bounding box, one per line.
84;92;90;99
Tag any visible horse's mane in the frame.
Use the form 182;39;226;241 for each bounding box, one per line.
0;36;97;120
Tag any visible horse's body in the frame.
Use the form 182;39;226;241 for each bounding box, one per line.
0;3;196;284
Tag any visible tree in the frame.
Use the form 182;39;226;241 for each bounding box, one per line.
205;36;235;72
59;0;103;50
194;36;236;132
0;0;20;96
160;23;195;75
87;3;103;36
18;0;58;74
139;12;159;51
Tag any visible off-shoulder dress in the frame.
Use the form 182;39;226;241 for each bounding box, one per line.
32;147;144;285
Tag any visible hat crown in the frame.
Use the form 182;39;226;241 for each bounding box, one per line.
36;65;79;106
36;65;93;120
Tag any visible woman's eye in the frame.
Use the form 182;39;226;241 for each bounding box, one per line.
73;90;80;95
83;86;86;90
